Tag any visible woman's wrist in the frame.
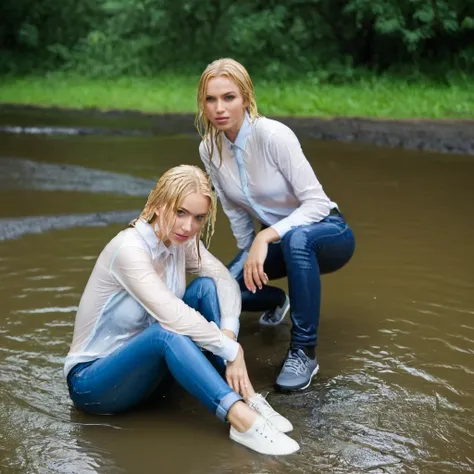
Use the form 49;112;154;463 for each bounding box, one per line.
257;227;279;244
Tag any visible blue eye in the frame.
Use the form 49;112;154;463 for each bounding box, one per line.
177;209;185;216
225;95;235;101
206;96;215;102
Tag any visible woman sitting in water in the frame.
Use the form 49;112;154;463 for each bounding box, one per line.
64;165;299;455
196;59;356;392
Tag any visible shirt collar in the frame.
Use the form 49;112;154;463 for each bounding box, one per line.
134;218;175;259
222;111;252;152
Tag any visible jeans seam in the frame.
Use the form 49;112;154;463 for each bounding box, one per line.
163;333;235;419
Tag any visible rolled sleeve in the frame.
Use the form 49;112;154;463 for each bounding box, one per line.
220;317;240;337
214;335;240;362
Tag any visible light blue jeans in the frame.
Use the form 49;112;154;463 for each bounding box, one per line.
67;277;242;421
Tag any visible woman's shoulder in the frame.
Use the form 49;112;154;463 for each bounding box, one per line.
108;226;152;256
93;227;146;268
253;116;297;144
198;140;215;172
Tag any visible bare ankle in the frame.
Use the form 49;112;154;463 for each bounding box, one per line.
227;401;257;433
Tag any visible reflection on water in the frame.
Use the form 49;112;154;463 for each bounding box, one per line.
0;125;473;473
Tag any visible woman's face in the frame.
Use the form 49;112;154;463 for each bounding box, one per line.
156;192;210;246
205;75;247;142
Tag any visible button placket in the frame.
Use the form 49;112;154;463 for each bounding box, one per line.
233;145;268;224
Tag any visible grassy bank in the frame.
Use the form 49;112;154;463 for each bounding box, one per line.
1;74;473;119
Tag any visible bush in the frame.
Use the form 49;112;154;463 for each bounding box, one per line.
1;0;473;80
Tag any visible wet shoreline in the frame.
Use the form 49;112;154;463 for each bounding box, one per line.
1;104;473;155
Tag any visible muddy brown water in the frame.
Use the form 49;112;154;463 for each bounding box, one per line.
0;121;473;473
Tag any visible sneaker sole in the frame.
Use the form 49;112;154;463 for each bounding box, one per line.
229;430;300;456
275;364;319;392
259;302;291;327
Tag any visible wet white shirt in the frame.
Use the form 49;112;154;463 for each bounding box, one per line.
64;219;240;377
200;114;337;250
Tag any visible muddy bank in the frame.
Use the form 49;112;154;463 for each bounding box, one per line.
0;210;139;241
0;158;153;240
0;158;155;195
1;104;473;155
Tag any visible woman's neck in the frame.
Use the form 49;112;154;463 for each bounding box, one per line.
224;114;245;143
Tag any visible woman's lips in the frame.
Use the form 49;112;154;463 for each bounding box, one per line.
174;233;189;241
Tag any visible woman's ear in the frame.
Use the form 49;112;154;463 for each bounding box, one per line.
146;208;159;223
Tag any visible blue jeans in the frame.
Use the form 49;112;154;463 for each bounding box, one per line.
228;211;355;349
67;277;241;421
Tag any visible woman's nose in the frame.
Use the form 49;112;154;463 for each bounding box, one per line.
181;217;192;232
216;99;225;113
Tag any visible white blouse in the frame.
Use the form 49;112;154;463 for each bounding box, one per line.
64;219;240;377
200;114;337;250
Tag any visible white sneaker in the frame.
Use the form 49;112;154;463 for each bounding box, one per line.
248;393;293;433
229;414;300;455
259;295;290;326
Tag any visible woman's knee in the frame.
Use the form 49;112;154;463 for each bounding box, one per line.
282;226;312;255
281;226;316;269
147;322;192;348
188;276;217;299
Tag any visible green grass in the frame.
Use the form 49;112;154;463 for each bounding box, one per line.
1;73;473;119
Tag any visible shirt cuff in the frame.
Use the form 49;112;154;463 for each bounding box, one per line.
214;335;240;362
270;219;291;240
220;318;240;338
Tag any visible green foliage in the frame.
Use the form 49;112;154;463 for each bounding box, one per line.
1;0;473;79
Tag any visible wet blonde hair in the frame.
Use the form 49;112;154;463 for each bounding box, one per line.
132;165;216;257
195;58;260;167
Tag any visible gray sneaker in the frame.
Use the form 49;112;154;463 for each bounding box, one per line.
259;295;290;326
276;349;319;391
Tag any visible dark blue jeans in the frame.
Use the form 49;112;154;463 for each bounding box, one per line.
228;212;355;349
67;277;241;420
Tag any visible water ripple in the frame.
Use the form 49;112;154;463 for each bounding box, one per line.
14;306;78;314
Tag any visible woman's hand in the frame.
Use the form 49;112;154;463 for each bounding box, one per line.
226;344;251;399
244;227;279;293
244;236;268;293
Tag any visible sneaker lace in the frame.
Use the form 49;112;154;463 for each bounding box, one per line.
248;393;273;417
282;350;309;376
254;417;280;442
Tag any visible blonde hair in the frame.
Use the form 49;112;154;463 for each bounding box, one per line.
132;165;216;257
195;58;260;167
